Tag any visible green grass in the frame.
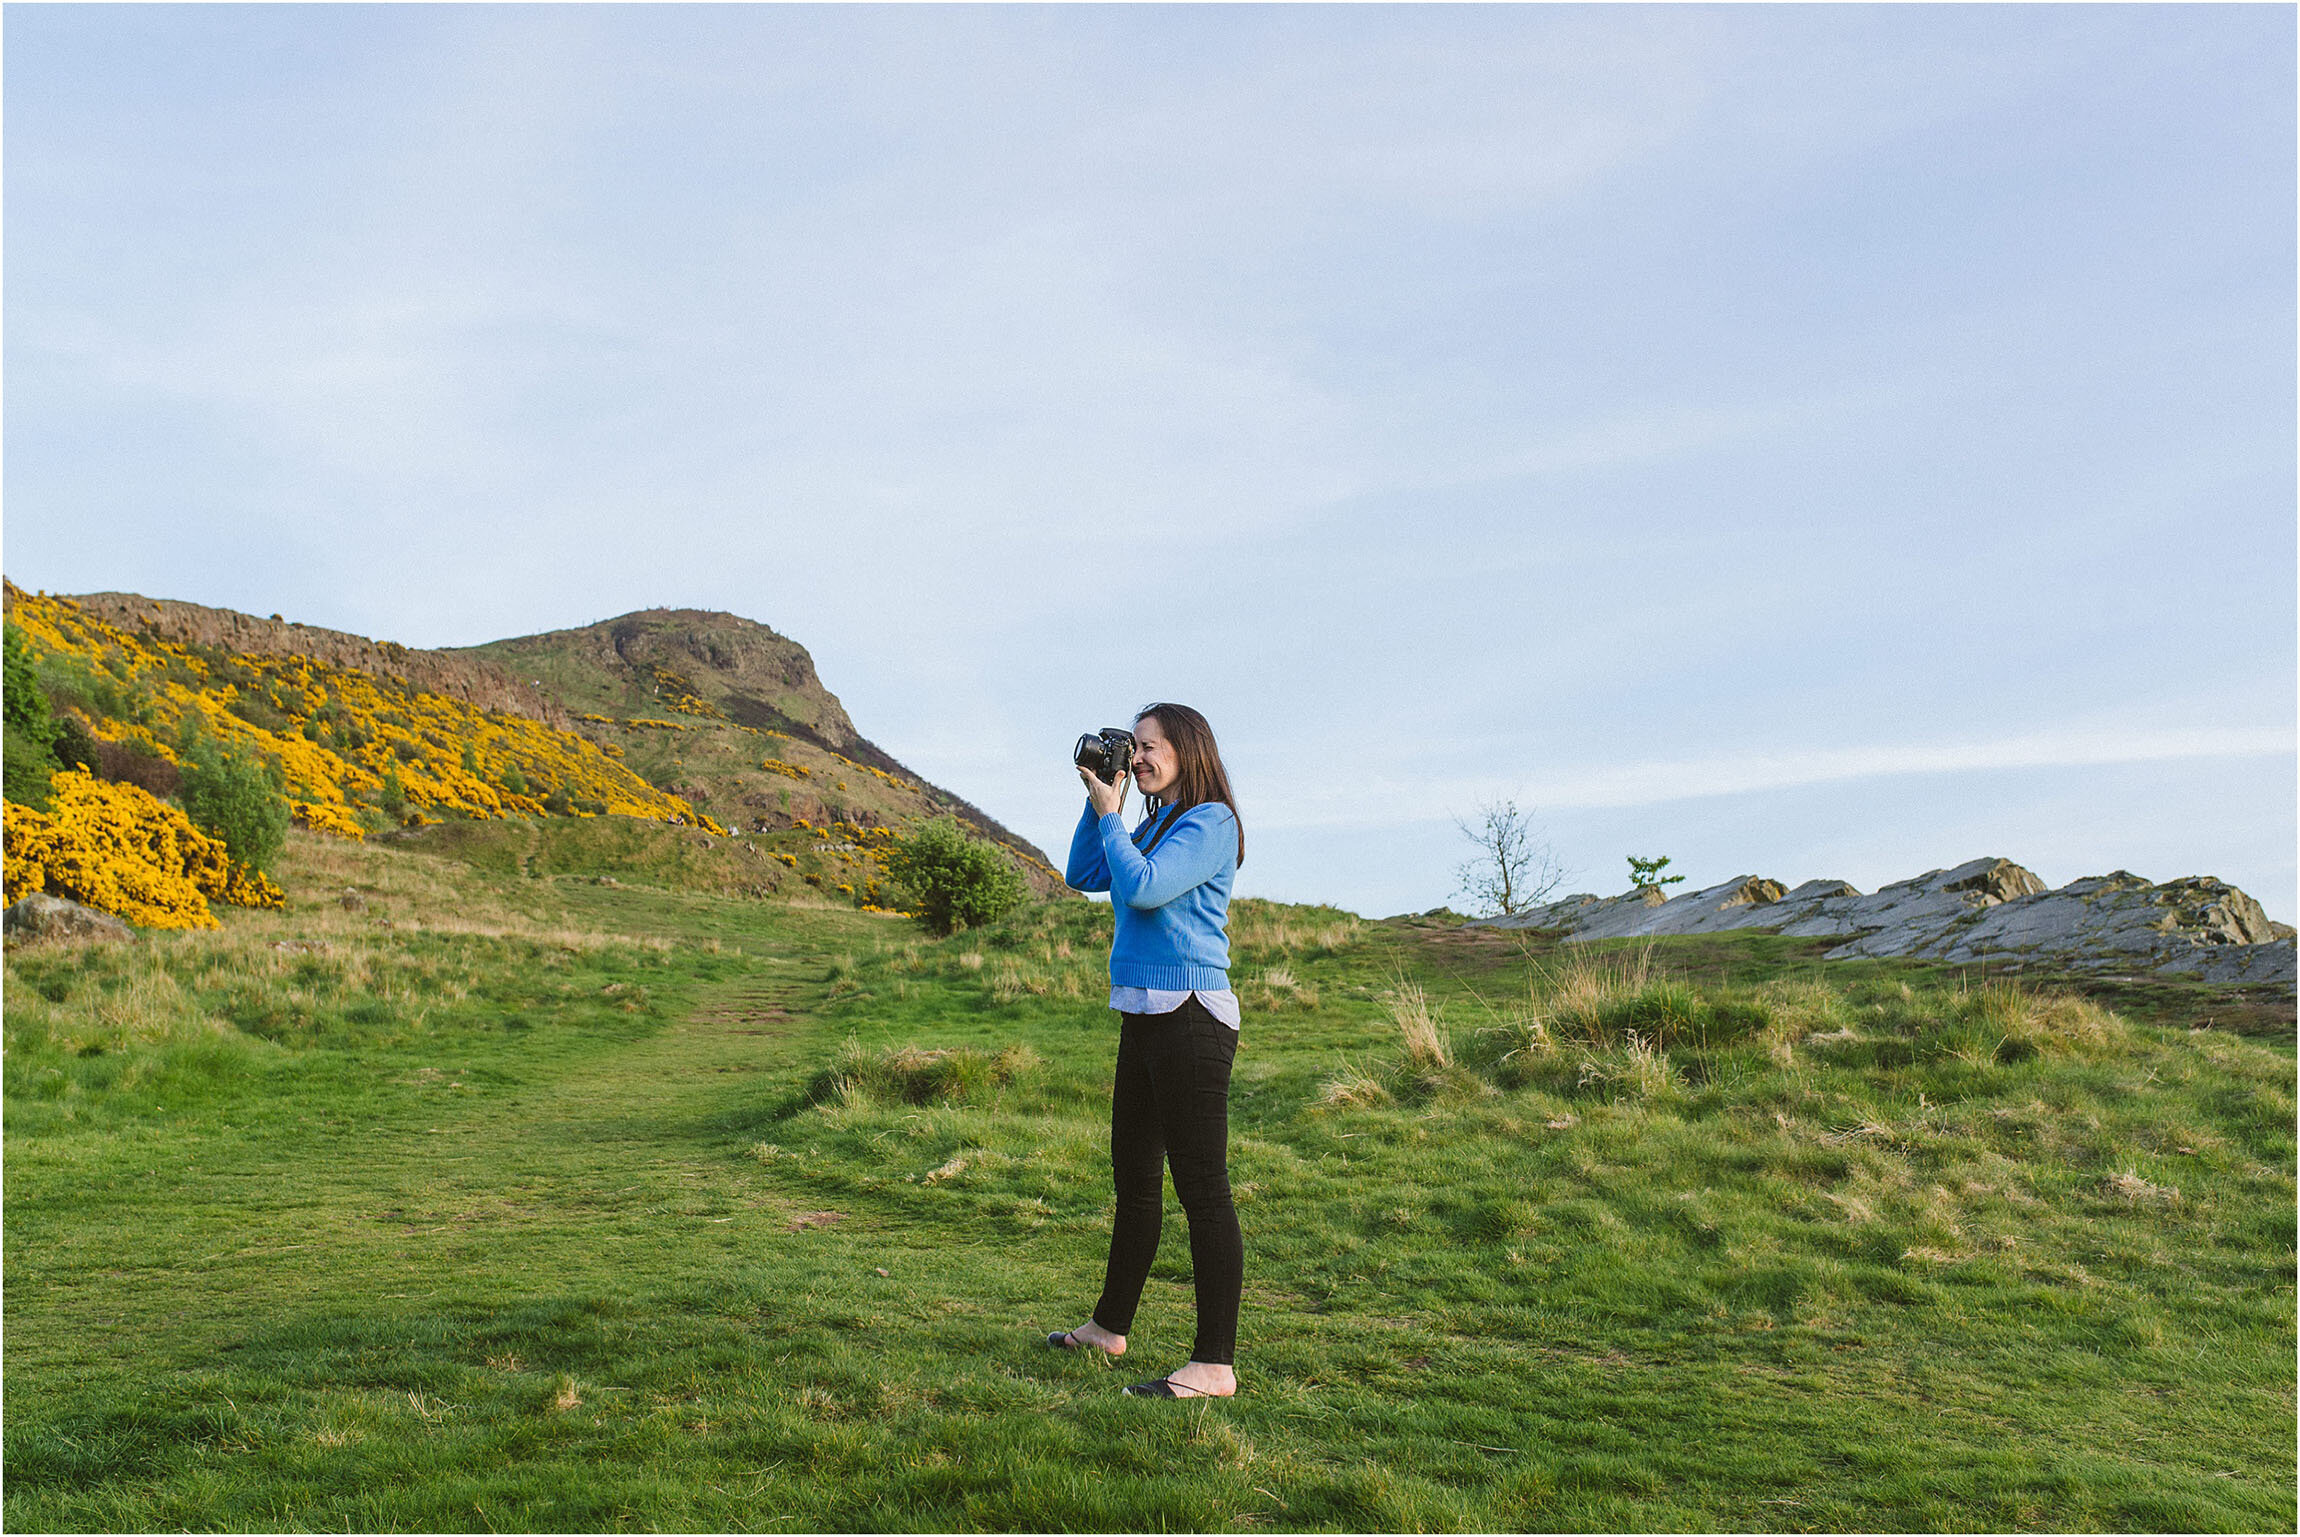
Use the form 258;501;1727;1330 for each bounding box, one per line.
386;811;806;899
5;834;2294;1531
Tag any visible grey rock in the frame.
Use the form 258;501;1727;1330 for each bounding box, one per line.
1817;859;2054;960
339;887;367;912
1570;875;1790;940
1940;858;2048;904
2161;943;2295;985
1888;871;2292;980
1464;855;2295;985
1481;887;1658;932
1784;879;1861;901
4;893;133;945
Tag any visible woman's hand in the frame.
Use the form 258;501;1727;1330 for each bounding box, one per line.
1080;764;1130;819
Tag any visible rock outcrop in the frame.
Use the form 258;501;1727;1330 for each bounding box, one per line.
455;607;1058;882
458;608;865;751
1472;856;2294;985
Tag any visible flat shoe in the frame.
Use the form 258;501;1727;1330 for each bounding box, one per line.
1123;1376;1216;1398
1048;1330;1090;1351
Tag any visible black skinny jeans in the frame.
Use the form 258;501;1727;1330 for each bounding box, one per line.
1091;996;1243;1366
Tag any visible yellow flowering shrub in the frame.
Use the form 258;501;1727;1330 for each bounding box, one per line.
3;770;282;928
760;758;812;780
5;586;721;840
825;753;913;792
216;860;289;911
290;800;368;840
4;806;57;908
649;666;728;721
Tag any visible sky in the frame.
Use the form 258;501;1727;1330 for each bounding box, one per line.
6;4;2294;921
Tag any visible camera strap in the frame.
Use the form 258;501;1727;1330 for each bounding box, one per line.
1132;805;1184;860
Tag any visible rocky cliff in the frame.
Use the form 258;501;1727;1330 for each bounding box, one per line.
1472;857;2295;986
454;608;1057;884
456;608;865;752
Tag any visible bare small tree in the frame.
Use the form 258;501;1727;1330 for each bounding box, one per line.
1451;799;1569;918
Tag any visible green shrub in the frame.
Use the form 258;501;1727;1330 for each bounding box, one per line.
4;624;61;808
179;744;291;875
884;816;1026;936
5;625;57;742
3;722;59;810
52;715;99;775
1;627;96;809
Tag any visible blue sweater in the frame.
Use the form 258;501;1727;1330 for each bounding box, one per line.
1064;800;1237;991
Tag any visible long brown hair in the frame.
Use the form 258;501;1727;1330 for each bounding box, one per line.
1136;702;1244;867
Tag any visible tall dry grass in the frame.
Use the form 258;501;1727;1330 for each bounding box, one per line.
1382;979;1451;1070
1315;1058;1394;1109
1230;899;1361;960
1534;942;1656;1036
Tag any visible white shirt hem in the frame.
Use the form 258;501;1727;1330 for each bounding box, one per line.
1108;986;1240;1029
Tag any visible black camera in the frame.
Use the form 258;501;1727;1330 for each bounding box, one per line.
1074;727;1136;784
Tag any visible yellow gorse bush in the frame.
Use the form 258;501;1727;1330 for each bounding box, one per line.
826;752;913;792
6;586;723;838
290;800;369;841
4;769;282;928
649;666;727;720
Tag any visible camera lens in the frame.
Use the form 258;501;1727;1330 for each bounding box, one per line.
1076;728;1134;784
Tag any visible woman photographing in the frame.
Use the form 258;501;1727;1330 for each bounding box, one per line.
1050;703;1245;1400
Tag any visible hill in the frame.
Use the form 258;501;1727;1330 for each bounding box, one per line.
7;583;1061;914
454;606;1059;887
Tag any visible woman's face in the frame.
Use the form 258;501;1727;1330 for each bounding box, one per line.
1132;715;1180;799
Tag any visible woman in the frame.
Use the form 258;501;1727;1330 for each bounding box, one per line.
1049;702;1245;1400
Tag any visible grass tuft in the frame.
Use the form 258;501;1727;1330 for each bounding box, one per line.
806;1039;1041;1108
1383;979;1451;1070
1315;1058;1394;1110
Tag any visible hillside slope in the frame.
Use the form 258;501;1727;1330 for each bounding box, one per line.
64;588;574;726
10;583;1060;905
456;608;1058;888
11;584;703;840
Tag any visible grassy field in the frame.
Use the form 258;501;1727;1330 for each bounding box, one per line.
5;830;2294;1532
